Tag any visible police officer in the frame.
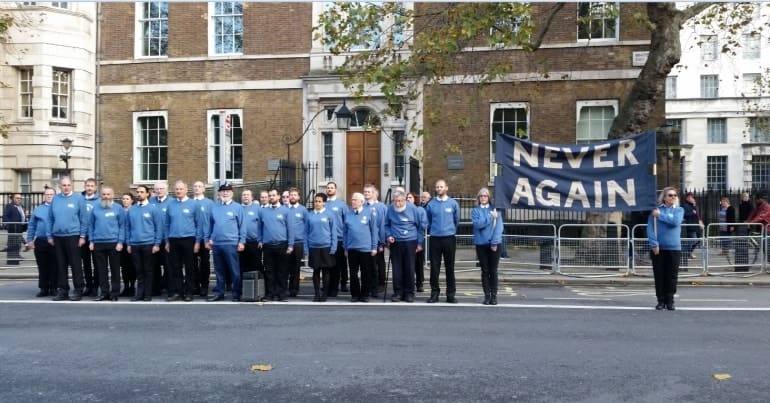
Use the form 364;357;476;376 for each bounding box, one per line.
88;186;125;301
26;188;56;297
384;190;425;303
424;179;460;303
205;182;246;302
259;188;295;302
126;185;163;302
325;181;348;295
48;176;89;301
343;192;377;302
165;180;201;302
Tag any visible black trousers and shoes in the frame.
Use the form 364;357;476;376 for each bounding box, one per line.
429;235;457;302
651;249;679;311
92;242;122;298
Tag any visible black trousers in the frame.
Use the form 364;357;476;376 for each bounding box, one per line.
153;247;169;295
33;239;56;291
429;235;457;296
414;248;425;287
347;250;374;299
168;237;196;296
195;241;210;294
263;243;288;299
131;244;155;298
288;241;304;294
391;240;416;298
651;249;679;304
373;249;386;291
92;242;121;296
329;240;346;294
476;244;500;295
120;249;136;286
239;240;263;274
81;239;96;289
54;236;83;292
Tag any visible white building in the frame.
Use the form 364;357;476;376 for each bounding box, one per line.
667;3;770;191
0;2;96;192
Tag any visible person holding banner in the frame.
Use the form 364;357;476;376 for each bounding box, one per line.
647;187;684;311
472;188;503;305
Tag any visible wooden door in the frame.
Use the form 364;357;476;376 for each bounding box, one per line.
346;130;380;198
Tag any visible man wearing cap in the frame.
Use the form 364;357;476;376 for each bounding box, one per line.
204;182;246;302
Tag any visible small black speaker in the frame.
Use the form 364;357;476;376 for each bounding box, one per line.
242;271;265;302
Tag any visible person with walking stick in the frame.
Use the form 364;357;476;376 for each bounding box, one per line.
647;187;684;311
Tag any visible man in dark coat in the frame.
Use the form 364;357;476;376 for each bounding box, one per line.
3;193;26;265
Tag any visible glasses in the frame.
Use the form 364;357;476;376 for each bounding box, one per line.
666;194;677;198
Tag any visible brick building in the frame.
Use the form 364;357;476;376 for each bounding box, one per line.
98;2;659;198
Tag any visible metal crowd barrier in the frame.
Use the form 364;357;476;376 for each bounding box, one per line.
557;224;630;277
704;223;765;277
499;223;557;274
0;223;34;268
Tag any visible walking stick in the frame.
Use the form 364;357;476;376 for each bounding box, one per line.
383;251;391;302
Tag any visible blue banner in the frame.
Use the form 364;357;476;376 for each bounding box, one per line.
494;131;657;211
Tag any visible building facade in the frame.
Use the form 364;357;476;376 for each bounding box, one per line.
667;3;770;191
98;2;656;198
0;1;97;192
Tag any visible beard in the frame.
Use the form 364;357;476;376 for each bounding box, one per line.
101;200;113;209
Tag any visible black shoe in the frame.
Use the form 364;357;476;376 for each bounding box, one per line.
320;295;327;302
340;285;349;292
207;295;224;302
327;292;338;298
166;294;182;302
416;285;424;293
446;296;458;304
369;291;380;299
350;297;359;302
655;302;665;310
359;297;369;303
119;288;131;297
666;302;675;311
131;296;144;302
36;289;49;298
405;294;414;303
82;288;93;297
94;295;109;301
69;292;82;302
52;291;69;301
143;296;152;302
313;295;322;302
427;294;439;303
232;297;241;302
110;296;119;302
199;290;208;298
391;294;402;302
183;295;193;302
289;291;298;298
489;296;497;305
278;296;289;302
483;295;491;305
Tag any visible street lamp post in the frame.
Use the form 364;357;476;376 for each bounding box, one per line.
59;137;74;177
658;124;673;186
285;100;352;161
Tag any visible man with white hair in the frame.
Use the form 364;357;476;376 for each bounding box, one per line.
48;176;89;301
150;181;170;296
384;190;425;303
165;180;201;302
343;192;378;302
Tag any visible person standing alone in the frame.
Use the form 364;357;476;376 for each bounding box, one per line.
647;187;684;311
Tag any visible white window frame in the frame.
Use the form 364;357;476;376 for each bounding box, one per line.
207;109;244;184
207;1;244;56
135;1;169;59
16;169;31;193
743;32;760;60
50;2;68;9
707;118;727;144
489;102;530;182
743;73;761;97
700;75;719;98
576;100;618;144
701;35;718;62
133;110;169;184
51;68;70;121
577;2;619;42
665;76;676;99
19;68;33;120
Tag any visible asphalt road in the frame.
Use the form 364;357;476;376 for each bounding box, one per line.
1;281;769;402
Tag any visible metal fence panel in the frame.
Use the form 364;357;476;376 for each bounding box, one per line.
703;223;765;277
557;224;630;277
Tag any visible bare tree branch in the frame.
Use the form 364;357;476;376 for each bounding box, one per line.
529;2;565;51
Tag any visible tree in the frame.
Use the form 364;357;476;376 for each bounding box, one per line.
0;12;13;138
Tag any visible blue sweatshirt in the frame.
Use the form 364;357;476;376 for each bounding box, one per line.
425;196;460;236
305;208;337;254
647;204;684;250
365;200;387;247
165;197;201;240
207;201;246;245
242;203;262;242
194;196;215;242
325;198;348;240
260;204;295;246
343;207;377;252
471;205;503;246
150;195;170;240
384;203;426;246
288;203;308;242
47;192;89;239
26;203;51;242
88;202;126;244
126;202;163;247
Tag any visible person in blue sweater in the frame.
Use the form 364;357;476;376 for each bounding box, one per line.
325;181;348;296
343;192;378;302
48;176;90;301
126;185;163;301
259;188;296;302
80;178;99;297
165;180;202;302
26;188;56;297
192;181;215;297
384;191;426;303
647;187;684;311
305;193;337;302
424;179;460;303
149;181;170;296
88;186;125;301
471;188;504;305
287;187;308;298
205;182;247;302
239;189;263;277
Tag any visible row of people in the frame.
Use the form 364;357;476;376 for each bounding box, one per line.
25;177;504;305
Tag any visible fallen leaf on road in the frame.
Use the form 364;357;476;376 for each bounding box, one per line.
712;373;731;381
251;364;273;372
